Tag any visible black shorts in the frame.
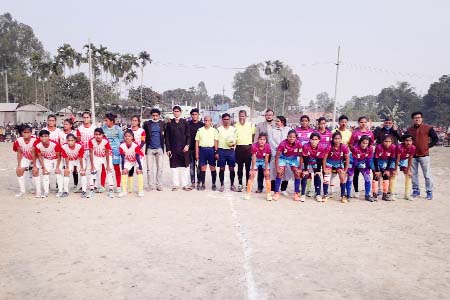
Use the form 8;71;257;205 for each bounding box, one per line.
235;145;252;164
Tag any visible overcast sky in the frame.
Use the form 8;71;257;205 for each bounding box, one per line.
4;0;450;105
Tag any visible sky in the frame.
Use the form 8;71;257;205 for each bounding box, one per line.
3;0;450;106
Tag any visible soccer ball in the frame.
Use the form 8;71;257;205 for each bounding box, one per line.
226;136;236;147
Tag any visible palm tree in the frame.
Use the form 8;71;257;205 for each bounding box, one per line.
138;51;152;117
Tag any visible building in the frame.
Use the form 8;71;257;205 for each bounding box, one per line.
0;103;19;125
16;104;51;124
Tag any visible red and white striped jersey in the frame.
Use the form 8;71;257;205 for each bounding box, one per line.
42;127;62;144
34;140;62;160
13;136;38;160
61;143;84;161
119;142;144;162
89;138;112;158
76;124;95;150
59;130;76;145
131;127;146;145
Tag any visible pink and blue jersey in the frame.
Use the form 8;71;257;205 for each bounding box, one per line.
351;145;374;169
397;144;416;170
277;139;302;158
295;127;315;145
374;144;396;170
252;143;271;159
349;130;375;147
325;143;349;170
316;129;333;147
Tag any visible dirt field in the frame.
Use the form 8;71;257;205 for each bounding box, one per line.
1;143;450;300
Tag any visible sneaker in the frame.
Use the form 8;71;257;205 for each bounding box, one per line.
281;191;289;197
237;185;243;192
390;194;397;201
116;187;122;194
293;193;301;201
196;183;201;190
108;191;115;198
62;192;69;197
382;193;390;201
341;196;348;203
230;185;236;192
183;186;193;191
351;191;359;198
315;195;323;202
42;193;49;198
87;190;94;198
172;187;178;191
73;187;82;193
98;187;106;193
411;190;420;198
212;184;217;191
322;195;328;202
426;191;433;200
200;185;206;191
56;192;63;198
156;186;163;191
118;192;126;198
273;192;280;201
138;191;144;197
243;193;250;200
300;195;306;202
15;192;26;198
219;185;225;192
256;189;263;193
81;191;87;198
306;190;314;197
365;195;374;202
266;193;272;201
404;194;411;201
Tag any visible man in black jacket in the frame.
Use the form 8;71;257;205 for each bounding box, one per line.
373;117;402;145
143;108;165;191
187;108;204;189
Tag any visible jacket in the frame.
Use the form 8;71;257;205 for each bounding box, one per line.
406;124;438;157
373;126;402;145
254;121;275;143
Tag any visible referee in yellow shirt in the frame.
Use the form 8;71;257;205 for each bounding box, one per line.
195;116;218;191
235;110;256;192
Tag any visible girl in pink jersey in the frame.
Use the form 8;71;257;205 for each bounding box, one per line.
316;117;333;147
61;134;87;197
127;115;146;193
323;131;350;203
88;128;114;198
34;130;64;198
60;118;78;189
118;130;145;197
372;135;397;201
295;115;315;197
244;133;271;201
13;125;40;197
395;134;416;200
350;135;374;202
302;132;330;202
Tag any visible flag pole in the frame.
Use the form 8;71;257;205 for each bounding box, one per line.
332;46;341;130
88;40;96;125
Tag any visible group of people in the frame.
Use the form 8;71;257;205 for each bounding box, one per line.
13;106;438;202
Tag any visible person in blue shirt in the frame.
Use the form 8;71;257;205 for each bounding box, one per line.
101;113;124;193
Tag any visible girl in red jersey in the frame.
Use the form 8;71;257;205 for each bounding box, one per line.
61;134;87;197
350;135;375;202
89;128;115;198
118;130;145;197
316;117;333;147
127;115;146;193
395;134;416;200
372;135;397;201
244;133;271;201
13;125;39;197
60;118;78;189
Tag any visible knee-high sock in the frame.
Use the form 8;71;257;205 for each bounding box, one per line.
211;170;217;185
314;174;321;195
382;179;389;193
101;164;106;187
237;163;244;185
63;176;70;193
294;178;301;193
372;180;379;195
137;173;144;193
128;176;134;193
405;176;412;197
345;180;353;198
364;180;371;196
306;178;312;192
389;176;396;194
247;178;254;193
73;171;78;186
274;177;282;192
17;176;26;193
301;177;308;195
80;175;87;192
281;180;288;191
265;179;271;194
34;176;41;195
219;170;225;185
57;174;63;193
200;171;206;184
230;170;235;185
43;174;50;194
114;164;121;187
323;174;331;195
330;172;337;192
340;182;346;197
121;175;128;193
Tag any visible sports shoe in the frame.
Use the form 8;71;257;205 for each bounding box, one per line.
322;195;328;202
300;195;306;202
266;193;272;201
281;191;289;196
341;196;348;203
315;195;323;202
81;191;87;198
196;183;201;190
108;190;115;198
365;195;374;202
35;193;42;198
200;185;206;191
412;190;420;198
243;193;250;200
87;190;94;198
382;193;390;201
273;192;280;201
230;185;236;192
172;187;178;191
237;185;243;192
404;194;411;201
138;191;144;197
56;192;64;198
98;187;106;193
426;191;433;200
256;189;263;193
389;194;396;201
219;185;225;192
62;192;69;197
15;192;26;198
212;184;217;191
351;191;359;198
42;193;49;198
116;187;122;194
118;192;126;198
156;186;163;191
293;193;300;201
306;190;314;197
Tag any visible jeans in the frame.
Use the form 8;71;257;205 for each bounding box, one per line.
146;148;164;188
411;156;433;192
189;150;200;184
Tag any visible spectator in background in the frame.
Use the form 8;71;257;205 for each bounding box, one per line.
373;117;402;145
254;109;275;193
187;108;204;189
143;108;165;191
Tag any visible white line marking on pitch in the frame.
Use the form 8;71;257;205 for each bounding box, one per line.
228;196;260;300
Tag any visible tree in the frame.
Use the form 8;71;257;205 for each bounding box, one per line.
422;75;450;126
315;92;334;114
128;86;162;116
138;51;152;118
340;95;379;121
212;93;231;106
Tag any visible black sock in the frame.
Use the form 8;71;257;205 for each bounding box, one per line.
230;170;235;185
219;170;225;185
200;171;206;185
211;170;217;184
73;172;78;186
281;180;288;191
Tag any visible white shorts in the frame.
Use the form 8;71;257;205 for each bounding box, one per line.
40;159;62;173
123;161;140;170
66;160;81;172
20;158;32;169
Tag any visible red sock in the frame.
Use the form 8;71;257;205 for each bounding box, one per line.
114;164;121;187
101;165;106;187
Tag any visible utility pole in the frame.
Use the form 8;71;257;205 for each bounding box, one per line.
3;68;8;103
332;46;341;130
222;87;225;106
88;40;96;124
